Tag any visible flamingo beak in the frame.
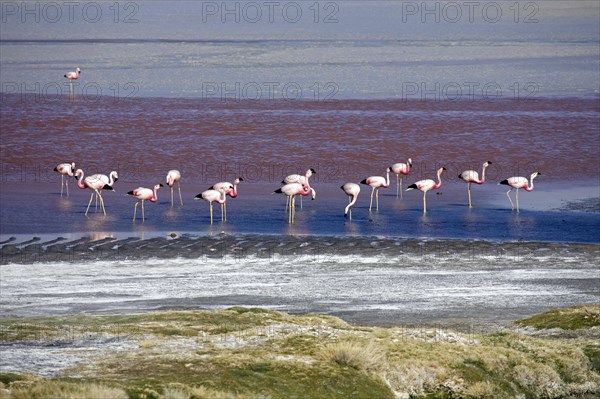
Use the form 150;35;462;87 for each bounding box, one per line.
159;184;164;187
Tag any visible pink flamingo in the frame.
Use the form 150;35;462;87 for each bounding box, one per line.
273;182;311;224
360;167;391;212
406;167;446;214
166;170;183;207
499;172;540;212
210;177;243;221
391;158;412;198
341;182;360;220
459;161;492;208
127;184;163;222
74;169;118;216
64;67;81;97
195;185;231;224
283;168;316;209
54;162;75;196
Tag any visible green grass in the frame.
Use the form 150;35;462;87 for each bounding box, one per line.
515;304;600;330
1;305;599;399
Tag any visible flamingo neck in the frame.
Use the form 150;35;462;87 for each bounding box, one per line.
230;183;238;198
406;160;411;173
347;193;358;210
76;170;86;189
434;169;444;188
108;172;116;186
525;175;535;191
385;170;390;187
152;187;159;202
479;164;488;183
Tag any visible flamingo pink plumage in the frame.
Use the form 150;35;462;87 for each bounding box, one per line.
166;170;183;207
360;167;391;212
195;185;231;224
391;158;412;198
54;162;75;196
406;167;446;214
341;182;360;220
283;168;316;209
128;184;163;222
64;67;81;97
274;182;311;224
499;172;540;212
74;169;117;216
210;177;244;222
459;161;492;208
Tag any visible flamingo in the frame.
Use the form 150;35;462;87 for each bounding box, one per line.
406;167;446;214
273;182;310;224
391;158;412;198
360;167;391;212
499;172;540;212
166;170;183;207
54;162;75;196
459;161;492;208
283;168;316;209
74;169;117;216
195;185;231;224
128;184;163;222
64;67;81;97
210;177;243;222
341;183;360;220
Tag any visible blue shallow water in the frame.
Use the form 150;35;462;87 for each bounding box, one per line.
1;182;598;244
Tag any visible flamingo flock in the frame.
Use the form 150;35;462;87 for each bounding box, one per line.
57;159;540;224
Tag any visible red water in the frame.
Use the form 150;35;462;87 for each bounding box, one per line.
1;95;598;185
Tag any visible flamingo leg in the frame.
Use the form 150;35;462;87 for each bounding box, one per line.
133;202;138;221
177;181;183;206
170;186;174;207
292;196;296;223
423;191;427;214
60;175;64;196
400;177;403;199
141;200;145;222
224;201;227;222
69;80;73;98
468;182;472;208
376;188;380;211
209;202;213;224
396;175;399;198
506;189;514;210
95;192;98;211
66;178;69;197
300;195;303;209
285;196;289;212
85;193;94;216
369;187;374;212
516;189;520;213
98;192;106;215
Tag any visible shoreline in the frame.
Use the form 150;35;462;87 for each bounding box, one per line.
2;233;599;265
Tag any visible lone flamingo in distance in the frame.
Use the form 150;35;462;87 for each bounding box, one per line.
210;177;243;222
391;158;412;198
341;183;360;220
54;162;75;196
273;182;310;224
406;167;446;214
459;161;492;208
283;168;316;209
195;185;231;224
360;167;391;212
499;172;540;212
74;169;116;216
166;170;183;207
128;184;163;222
64;67;81;97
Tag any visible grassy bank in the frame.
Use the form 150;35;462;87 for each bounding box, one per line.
1;305;599;399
